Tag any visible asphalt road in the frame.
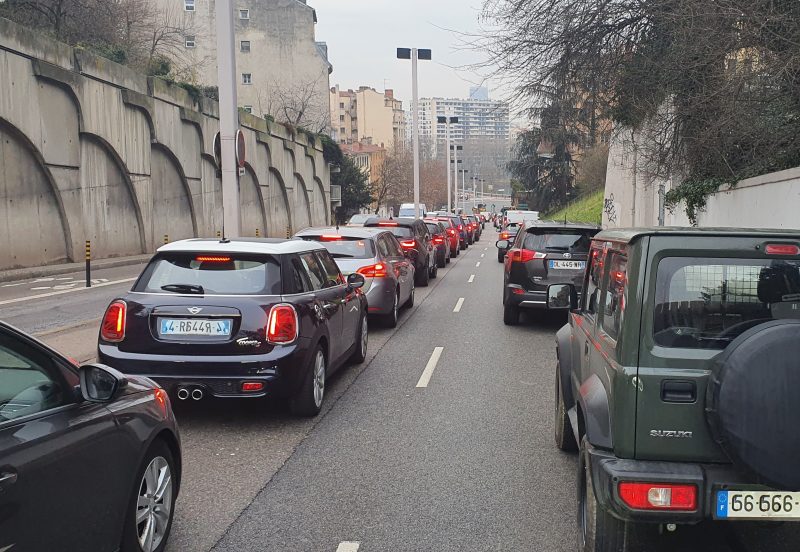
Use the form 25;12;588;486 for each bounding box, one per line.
5;228;799;551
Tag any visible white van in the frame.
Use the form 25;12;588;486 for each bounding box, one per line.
505;210;539;225
398;203;426;218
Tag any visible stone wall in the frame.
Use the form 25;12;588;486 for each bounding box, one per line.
0;17;331;270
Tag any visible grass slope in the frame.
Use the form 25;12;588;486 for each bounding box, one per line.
542;189;604;225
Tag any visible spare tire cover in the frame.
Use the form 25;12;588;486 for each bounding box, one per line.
707;319;800;490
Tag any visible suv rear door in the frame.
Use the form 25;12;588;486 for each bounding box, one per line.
514;227;596;291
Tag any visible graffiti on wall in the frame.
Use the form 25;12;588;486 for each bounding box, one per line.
603;193;618;225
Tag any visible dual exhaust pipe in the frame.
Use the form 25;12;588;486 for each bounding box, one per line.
176;387;204;401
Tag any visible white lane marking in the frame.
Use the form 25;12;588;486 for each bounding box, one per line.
31;287;51;290
56;277;73;281
453;297;465;312
1;282;24;287
468;274;475;283
416;347;444;388
480;253;485;258
34;277;55;282
336;543;360;552
475;261;481;267
0;277;137;306
484;247;488;251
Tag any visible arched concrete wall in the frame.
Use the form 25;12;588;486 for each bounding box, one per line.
0;17;330;270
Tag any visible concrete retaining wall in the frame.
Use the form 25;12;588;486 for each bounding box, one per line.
0;17;331;270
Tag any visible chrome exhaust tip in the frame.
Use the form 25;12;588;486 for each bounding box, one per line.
176;388;189;400
191;388;204;401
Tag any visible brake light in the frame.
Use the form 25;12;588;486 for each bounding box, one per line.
378;221;398;226
241;382;264;392
320;235;343;241
266;304;298;344
509;249;546;263
357;263;388;278
101;300;126;342
433;236;444;244
458;224;463;231
400;239;416;248
618;482;697;511
447;229;455;236
765;244;800;256
196;255;231;262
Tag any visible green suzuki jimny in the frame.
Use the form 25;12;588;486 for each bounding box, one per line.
549;228;800;552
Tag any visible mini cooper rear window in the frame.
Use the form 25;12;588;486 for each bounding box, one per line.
654;257;800;349
136;254;282;295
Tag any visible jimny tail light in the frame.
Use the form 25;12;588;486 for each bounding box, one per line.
101;300;127;342
433;236;444;245
618;482;697;511
266;304;298;344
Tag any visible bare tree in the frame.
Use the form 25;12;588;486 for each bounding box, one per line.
257;72;332;134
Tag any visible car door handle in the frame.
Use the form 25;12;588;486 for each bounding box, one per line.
661;380;696;403
584;341;589;355
0;471;18;490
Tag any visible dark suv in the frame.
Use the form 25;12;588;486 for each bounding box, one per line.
550;228;800;552
364;218;436;285
500;221;599;325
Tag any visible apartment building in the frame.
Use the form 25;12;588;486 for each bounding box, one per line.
330;86;406;148
341;142;386;187
165;0;332;131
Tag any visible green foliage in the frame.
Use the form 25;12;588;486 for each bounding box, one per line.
543;190;604;224
664;177;733;226
318;134;344;165
83;43;127;64
334;155;373;217
146;56;171;77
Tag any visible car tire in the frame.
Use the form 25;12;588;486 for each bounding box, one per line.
417;259;430;287
404;283;415;308
438;253;446;268
497;251;505;263
555;365;579;452
290;345;326;417
384;291;399;328
430;259;438;279
578;436;629;552
503;302;519;325
121;440;177;552
350;313;368;364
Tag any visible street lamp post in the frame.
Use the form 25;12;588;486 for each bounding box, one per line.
460;168;469;213
438;116;458;213
451;144;462;213
397;47;431;218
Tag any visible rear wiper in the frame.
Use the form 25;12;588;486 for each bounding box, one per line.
161;283;205;294
329;253;355;258
545;246;569;251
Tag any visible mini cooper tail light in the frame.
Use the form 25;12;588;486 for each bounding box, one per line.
618;482;697;511
266;304;298;344
765;244;800;256
241;381;264;392
101;300;127;342
357;263;388;278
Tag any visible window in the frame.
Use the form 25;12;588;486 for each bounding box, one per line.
523;229;596;253
601;253;627;341
317;251;344;288
299;252;325;291
339;102;345;109
385;235;404;257
0;332;75;422
240;40;251;52
299;236;374;260
376;236;390;258
241;73;252;85
583;246;604;317
239;8;249;19
653;257;800;349
242;105;253;113
339;127;346;134
289;257;312;294
339;115;345;122
184;0;195;11
184;35;196;48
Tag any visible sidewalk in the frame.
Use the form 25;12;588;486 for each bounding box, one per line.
0;254;152;284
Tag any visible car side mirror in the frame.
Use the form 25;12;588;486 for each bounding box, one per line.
79;363;128;402
496;239;509;250
347;272;366;290
547;284;578;310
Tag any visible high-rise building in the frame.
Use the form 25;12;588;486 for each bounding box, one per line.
330;86;406;148
469;86;489;101
155;0;332;132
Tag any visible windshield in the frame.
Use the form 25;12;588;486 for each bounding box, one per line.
299;236;374;259
524;230;596;253
347;214;372;225
654;257;800;349
135;253;282;295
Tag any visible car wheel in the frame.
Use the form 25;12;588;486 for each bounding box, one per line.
579;436;629;552
121;440;177;552
438;253;446;268
405;283;415;308
497;250;505;263
503;302;519;325
290;346;326;417
430;259;438;279
417;259;430;287
555;365;578;452
384;291;399;327
351;313;368;364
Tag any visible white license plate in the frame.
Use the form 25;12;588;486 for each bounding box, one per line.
159;318;231;336
549;260;586;270
716;490;800;520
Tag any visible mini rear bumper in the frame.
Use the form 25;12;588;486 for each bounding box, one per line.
587;444;758;524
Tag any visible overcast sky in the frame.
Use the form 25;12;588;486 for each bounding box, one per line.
312;0;495;104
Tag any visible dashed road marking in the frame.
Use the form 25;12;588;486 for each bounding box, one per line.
484;247;488;251
475;262;481;267
480;253;485;258
416;347;444;388
0;277;137;306
468;274;475;283
453;297;465;312
336;543;360;552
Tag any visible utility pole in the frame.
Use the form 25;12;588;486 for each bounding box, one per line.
216;0;241;238
461;168;468;213
438;116;458;213
452;144;462;213
397;48;431;218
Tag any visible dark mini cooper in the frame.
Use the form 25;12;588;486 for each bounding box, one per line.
98;238;369;416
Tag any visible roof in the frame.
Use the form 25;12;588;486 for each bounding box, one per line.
341;142;386;155
526;220;601;230
157;238;324;255
596;227;800;245
364;217;418;227
294;226;385;239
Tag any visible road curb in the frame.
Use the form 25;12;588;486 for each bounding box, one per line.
0;255;151;283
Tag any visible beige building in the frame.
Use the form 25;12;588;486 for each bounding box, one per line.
330;86;406;148
163;0;332;132
341;142;386;187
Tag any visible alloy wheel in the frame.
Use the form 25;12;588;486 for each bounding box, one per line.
136;456;173;552
360;316;368;357
312;349;326;408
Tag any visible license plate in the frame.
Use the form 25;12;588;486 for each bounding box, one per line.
716;490;800;520
549;260;586;270
159;318;232;336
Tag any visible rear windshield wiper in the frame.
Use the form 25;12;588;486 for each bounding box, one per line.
545;246;569;251
161;283;205;294
329;253;356;258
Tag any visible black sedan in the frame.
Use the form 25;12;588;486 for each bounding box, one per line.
0;321;181;552
98;238;368;417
